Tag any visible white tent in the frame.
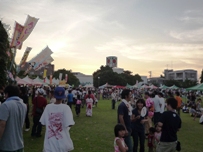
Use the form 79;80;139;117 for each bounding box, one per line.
84;84;94;88
22;76;33;84
32;76;43;86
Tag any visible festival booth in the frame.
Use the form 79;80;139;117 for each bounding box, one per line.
126;83;133;89
113;85;125;89
84;84;94;88
22;76;33;85
149;84;158;89
32;76;43;86
140;84;150;89
168;85;179;89
17;78;29;85
159;85;169;89
186;83;203;91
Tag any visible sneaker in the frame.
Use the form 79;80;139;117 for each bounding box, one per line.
25;128;30;132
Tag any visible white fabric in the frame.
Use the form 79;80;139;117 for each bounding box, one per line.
153;95;161;112
199;115;203;124
40;104;75;152
122;99;132;116
159;97;165;113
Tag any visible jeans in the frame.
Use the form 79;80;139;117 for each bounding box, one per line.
67;102;73;109
132;130;145;152
0;148;24;152
31;116;42;136
154;112;161;125
125;134;133;152
112;99;116;109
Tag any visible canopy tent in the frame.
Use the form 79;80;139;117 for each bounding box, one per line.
22;76;33;84
159;85;169;89
17;79;29;85
149;84;158;89
84;84;94;88
141;84;150;89
126;83;133;89
52;78;59;85
168;85;179;89
99;83;113;89
186;83;203;91
113;85;125;89
32;76;43;86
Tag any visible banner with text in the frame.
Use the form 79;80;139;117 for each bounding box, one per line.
10;22;24;48
16;15;39;49
19;47;32;67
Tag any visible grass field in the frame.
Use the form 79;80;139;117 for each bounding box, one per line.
23;99;203;152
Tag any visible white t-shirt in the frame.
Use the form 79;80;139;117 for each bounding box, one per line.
40;104;75;152
159;97;165;113
153;95;161;113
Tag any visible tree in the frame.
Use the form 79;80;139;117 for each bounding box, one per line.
0;21;10;86
200;69;203;83
53;69;80;87
93;65;142;87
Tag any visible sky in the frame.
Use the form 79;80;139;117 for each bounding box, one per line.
1;0;203;78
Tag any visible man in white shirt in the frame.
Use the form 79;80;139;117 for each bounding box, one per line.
111;90;117;109
153;91;161;125
158;92;165;114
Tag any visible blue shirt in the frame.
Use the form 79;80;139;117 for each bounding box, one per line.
67;93;73;102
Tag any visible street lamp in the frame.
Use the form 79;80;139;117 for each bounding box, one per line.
98;77;100;88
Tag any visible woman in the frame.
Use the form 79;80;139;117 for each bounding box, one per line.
131;99;149;152
86;92;93;117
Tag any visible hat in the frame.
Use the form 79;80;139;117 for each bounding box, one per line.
54;87;66;99
38;88;44;95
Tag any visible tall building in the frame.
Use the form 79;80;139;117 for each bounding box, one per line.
106;56;117;68
73;72;93;84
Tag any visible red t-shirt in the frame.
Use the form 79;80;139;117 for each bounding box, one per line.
148;134;154;147
32;96;47;116
85;94;95;101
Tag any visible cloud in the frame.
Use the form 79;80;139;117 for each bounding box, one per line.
169;28;203;41
95;37;203;64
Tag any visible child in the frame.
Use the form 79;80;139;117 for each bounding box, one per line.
148;127;156;152
114;124;128;152
154;123;162;150
75;95;82;116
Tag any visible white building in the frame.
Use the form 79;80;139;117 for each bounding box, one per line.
164;69;197;82
112;67;124;74
106;56;117;68
141;76;148;84
73;72;93;84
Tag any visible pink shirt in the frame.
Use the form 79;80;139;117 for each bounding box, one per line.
76;100;81;104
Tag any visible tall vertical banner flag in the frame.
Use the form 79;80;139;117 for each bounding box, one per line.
65;74;68;82
10;22;24;48
19;47;32;67
43;69;47;79
59;73;62;81
50;75;52;85
33;56;54;71
16;15;39;49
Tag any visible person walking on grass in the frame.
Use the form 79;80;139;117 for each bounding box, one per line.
31;88;47;137
40;87;75;152
156;98;181;152
75;95;82;116
0;85;27;152
117;89;133;152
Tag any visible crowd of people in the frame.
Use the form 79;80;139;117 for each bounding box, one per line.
0;84;202;152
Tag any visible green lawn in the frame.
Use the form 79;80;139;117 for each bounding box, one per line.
24;99;203;152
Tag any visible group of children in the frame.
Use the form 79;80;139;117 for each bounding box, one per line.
114;123;162;152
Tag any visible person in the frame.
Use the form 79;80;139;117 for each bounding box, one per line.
75;95;82;116
154;123;162;150
131;99;148;152
40;87;75;152
144;92;154;137
148;127;156;152
156;98;182;152
114;124;128;152
31;88;47;137
0;85;27;151
20;87;30;131
86;91;94;117
175;92;182;116
49;90;56;104
152;91;161;125
117;89;133;152
158;92;165;115
67;90;73;109
111;90;117;109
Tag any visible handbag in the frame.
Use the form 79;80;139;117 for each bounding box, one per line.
176;141;181;151
35;97;43;115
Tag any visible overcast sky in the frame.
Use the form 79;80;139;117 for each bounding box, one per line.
1;0;203;77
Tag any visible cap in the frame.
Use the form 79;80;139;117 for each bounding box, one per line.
38;88;44;95
54;87;66;99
